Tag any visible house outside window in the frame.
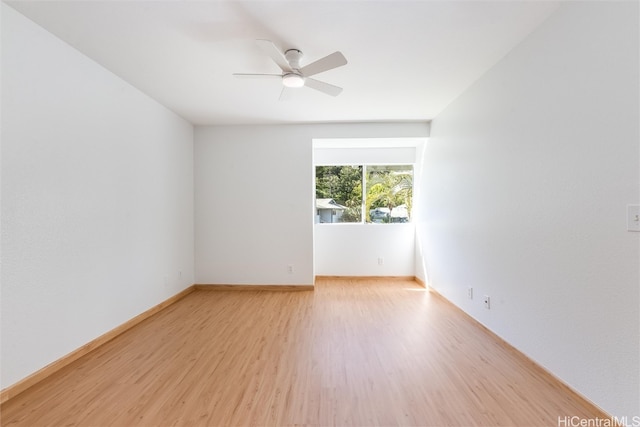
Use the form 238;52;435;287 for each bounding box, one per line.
316;199;348;223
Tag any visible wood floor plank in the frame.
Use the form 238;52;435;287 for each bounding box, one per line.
1;278;606;426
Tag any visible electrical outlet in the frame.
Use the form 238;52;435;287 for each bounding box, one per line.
483;295;490;310
467;287;473;299
287;265;294;274
377;257;384;265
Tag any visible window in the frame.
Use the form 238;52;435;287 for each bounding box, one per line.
365;165;413;223
315;165;413;224
315;166;362;223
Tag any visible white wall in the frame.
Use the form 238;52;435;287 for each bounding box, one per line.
314;224;415;276
1;4;194;390
418;1;639;418
195;123;429;285
413;141;428;284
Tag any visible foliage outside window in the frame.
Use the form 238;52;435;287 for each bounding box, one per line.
315;165;413;224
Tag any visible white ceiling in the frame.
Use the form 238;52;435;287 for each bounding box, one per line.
6;0;560;126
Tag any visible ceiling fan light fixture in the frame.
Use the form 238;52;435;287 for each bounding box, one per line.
282;73;305;88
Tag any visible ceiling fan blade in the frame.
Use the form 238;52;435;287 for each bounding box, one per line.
300;51;347;77
304;78;343;97
279;87;294;101
233;73;282;79
256;39;292;73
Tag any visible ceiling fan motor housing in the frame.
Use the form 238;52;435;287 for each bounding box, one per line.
284;49;303;69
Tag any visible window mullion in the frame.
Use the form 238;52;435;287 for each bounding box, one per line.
361;164;367;223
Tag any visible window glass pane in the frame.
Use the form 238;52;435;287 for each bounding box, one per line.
366;165;413;223
315;166;362;223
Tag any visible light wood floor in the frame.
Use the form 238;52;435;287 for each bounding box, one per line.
1;278;605;426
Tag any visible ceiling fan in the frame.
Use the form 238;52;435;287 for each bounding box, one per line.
233;40;348;100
